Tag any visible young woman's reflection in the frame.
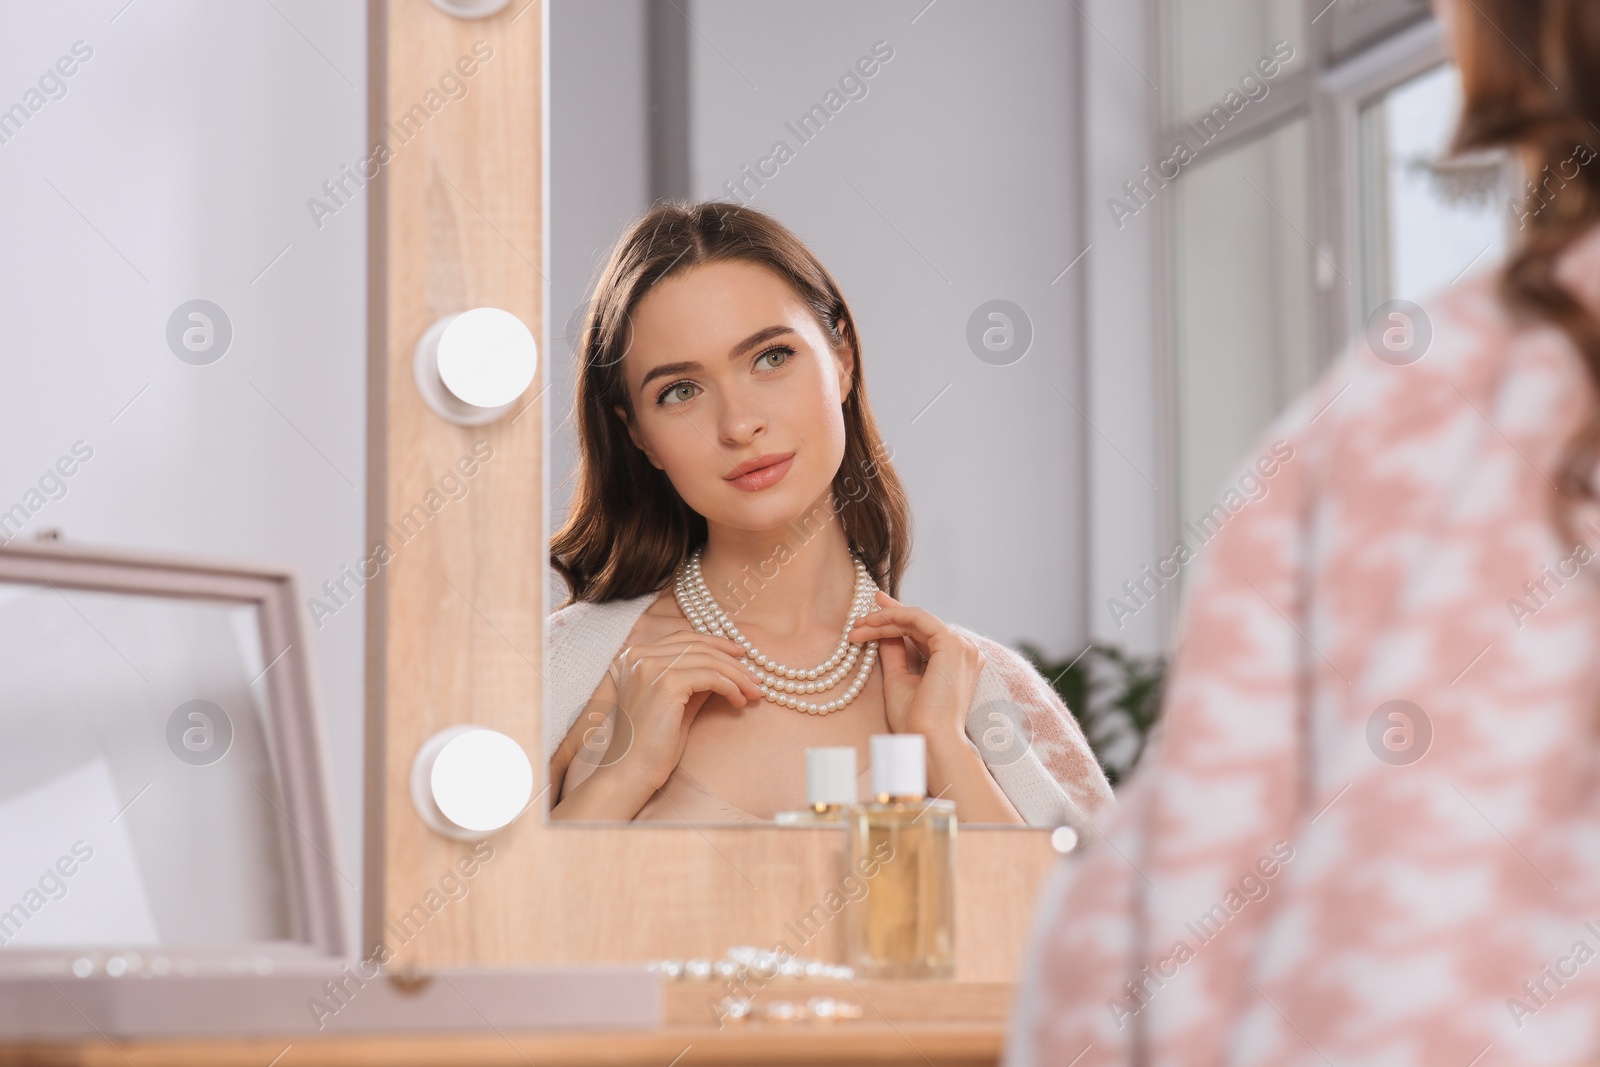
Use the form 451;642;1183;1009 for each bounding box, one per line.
546;203;1113;825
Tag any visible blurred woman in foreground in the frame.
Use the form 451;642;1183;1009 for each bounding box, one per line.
1006;2;1600;1064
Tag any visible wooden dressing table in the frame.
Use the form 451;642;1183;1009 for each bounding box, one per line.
6;980;1013;1065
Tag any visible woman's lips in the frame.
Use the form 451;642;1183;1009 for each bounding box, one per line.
726;454;794;491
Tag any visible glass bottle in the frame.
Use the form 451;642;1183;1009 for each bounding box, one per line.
775;746;857;825
844;734;956;979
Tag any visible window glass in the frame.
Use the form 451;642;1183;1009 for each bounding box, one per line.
1170;118;1315;532
1358;63;1510;313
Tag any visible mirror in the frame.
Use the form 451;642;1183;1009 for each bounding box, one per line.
542;0;1115;828
0;543;346;974
539;1;1511;829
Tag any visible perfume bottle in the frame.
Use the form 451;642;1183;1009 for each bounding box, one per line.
775;747;858;825
844;734;956;979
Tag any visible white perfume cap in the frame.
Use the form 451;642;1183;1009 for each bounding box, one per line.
805;747;858;806
870;734;926;798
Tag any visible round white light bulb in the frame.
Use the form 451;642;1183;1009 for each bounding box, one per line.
411;726;534;840
414;307;538;425
428;0;511;17
437;307;537;408
1050;825;1080;855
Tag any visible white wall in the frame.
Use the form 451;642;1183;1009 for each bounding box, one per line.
0;0;366;951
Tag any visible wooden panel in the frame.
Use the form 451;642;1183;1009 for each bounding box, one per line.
661;979;1015;1026
366;0;1062;984
3;1026;1001;1067
1;981;1018;1065
364;0;546;966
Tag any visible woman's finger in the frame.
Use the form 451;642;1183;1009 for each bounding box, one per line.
642;635;758;684
628;650;763;700
666;666;753;707
638;645;755;674
854;591;942;634
850;622;930;664
638;631;748;660
852;612;983;679
877;630;912;682
849;597;941;659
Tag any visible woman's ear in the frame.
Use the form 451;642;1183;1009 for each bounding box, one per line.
614;403;663;469
836;319;857;403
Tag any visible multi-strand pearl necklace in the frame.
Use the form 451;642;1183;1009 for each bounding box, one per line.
673;545;879;715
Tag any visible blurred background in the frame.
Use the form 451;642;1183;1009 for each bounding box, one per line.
0;0;1517;958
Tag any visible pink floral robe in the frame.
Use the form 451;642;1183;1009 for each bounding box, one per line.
1006;225;1600;1067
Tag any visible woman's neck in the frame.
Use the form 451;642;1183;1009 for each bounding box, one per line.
696;493;858;640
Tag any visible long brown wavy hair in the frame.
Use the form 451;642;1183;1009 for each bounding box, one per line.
550;200;912;607
1450;0;1600;542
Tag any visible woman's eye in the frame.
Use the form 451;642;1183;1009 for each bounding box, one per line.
657;381;698;406
655;347;791;406
756;346;793;370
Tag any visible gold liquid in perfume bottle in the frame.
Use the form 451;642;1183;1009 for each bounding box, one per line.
845;736;957;979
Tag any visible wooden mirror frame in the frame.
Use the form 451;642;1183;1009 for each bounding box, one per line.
362;0;1064;991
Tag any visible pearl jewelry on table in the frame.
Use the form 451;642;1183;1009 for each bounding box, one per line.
646;945;854;982
711;994;865;1024
673;546;881;716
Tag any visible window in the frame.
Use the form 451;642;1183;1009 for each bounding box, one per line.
1155;1;1512;597
1171;118;1315;527
1357;63;1511;313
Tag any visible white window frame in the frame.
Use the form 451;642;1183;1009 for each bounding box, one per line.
1145;0;1454;635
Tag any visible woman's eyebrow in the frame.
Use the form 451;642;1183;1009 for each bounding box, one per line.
636;324;797;395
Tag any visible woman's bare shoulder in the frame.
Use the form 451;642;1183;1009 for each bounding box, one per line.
551;587;694;804
627;586;689;642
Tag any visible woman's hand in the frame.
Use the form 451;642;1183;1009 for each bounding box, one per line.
607;629;764;791
847;590;1022;823
550;629;762;821
847;589;985;745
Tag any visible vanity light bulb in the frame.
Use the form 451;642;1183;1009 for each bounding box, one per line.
437;308;536;407
427;0;512;17
414;307;538;425
411;726;534;840
1050;825;1080;855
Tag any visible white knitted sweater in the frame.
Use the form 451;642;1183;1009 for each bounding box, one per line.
545;590;1115;828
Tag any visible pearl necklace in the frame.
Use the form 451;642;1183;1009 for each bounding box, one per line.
673;546;879;715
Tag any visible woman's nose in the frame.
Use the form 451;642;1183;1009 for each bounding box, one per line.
716;389;766;446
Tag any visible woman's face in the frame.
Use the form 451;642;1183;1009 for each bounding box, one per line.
614;259;854;533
